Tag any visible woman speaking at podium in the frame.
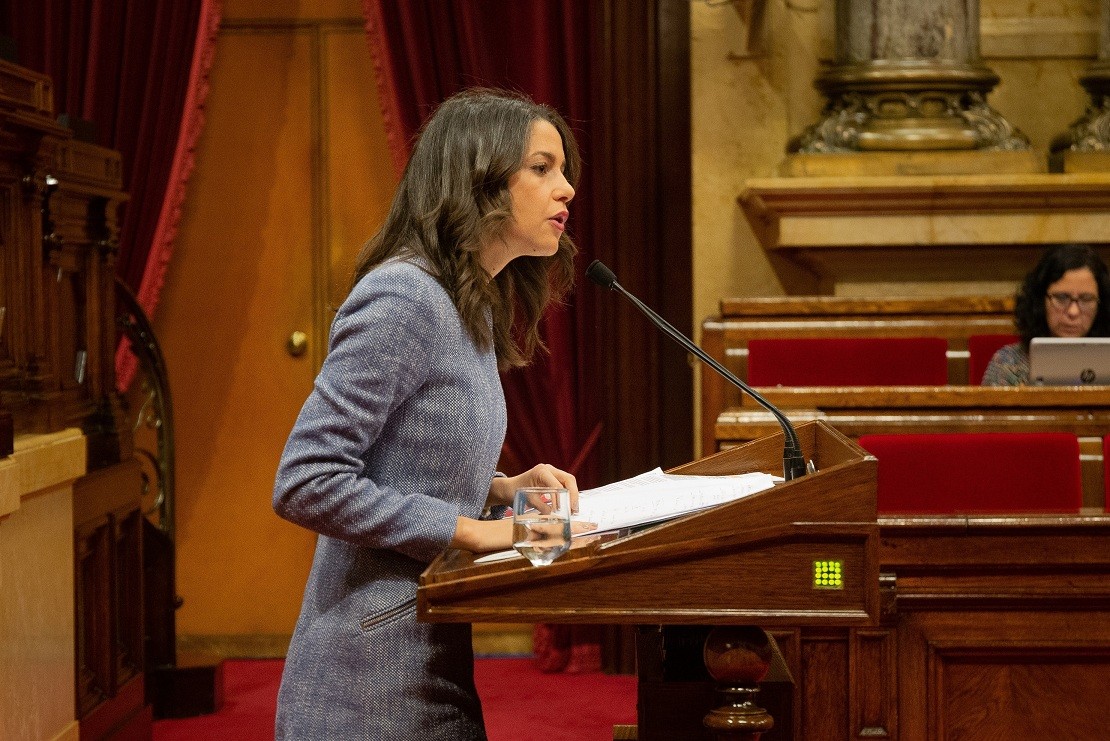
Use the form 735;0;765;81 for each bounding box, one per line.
271;88;590;739
982;243;1110;386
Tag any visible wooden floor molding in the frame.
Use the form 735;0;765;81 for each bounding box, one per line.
473;623;532;656
177;634;291;659
177;624;533;659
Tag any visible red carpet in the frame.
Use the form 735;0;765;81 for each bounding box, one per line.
152;657;637;740
475;657;637;741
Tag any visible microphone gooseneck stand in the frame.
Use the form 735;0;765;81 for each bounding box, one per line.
586;259;808;481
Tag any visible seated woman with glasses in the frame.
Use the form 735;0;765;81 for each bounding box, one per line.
982;243;1110;386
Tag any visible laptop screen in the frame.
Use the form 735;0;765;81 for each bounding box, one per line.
1029;337;1110;385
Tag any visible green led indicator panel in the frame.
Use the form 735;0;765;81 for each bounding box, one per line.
813;560;844;590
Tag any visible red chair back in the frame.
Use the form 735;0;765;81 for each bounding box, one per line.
968;333;1020;385
859;432;1082;514
746;337;948;387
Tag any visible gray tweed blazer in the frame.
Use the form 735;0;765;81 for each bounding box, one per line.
273;258;505;739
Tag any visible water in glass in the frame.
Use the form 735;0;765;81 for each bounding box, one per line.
512;487;571;566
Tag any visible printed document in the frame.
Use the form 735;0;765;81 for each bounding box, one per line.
573;467;781;536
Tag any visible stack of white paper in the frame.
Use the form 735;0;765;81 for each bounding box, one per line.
573;467;782;536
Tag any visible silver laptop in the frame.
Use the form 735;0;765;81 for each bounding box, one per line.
1029;337;1110;385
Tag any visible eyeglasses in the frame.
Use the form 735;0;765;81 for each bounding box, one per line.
1046;292;1099;313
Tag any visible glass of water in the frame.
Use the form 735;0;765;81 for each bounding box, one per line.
512;487;572;567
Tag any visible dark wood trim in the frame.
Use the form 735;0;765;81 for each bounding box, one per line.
654;0;693;470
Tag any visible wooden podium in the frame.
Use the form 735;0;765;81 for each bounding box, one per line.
419;421;880;739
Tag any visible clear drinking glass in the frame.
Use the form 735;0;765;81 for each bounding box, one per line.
512;487;572;567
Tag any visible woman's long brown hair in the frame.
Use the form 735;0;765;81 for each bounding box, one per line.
351;88;580;370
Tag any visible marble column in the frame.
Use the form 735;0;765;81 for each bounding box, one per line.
1051;0;1110;155
792;0;1028;152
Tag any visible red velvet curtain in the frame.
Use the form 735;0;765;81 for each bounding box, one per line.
363;0;604;672
0;0;223;387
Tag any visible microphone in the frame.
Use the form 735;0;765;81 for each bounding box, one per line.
586;259;808;480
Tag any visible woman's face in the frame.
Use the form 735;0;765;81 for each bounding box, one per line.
481;119;575;275
1044;267;1100;338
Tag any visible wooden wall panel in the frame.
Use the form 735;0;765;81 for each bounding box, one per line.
799;632;849;739
73;459;149;739
898;610;1110;740
851;629;896;738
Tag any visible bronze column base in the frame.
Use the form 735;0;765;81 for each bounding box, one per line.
1052;62;1110;155
792;61;1028;153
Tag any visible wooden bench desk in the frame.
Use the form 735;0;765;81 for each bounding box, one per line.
700;296;1016;454
716;385;1110;508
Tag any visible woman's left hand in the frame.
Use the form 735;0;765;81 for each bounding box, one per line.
490;463;581;513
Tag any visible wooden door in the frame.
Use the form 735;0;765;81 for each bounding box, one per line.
154;2;396;651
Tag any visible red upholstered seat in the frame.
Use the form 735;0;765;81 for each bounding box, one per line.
859;432;1082;514
968;333;1020;385
746;337;948;387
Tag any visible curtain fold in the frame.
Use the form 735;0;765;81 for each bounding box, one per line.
118;0;222;389
362;0;603;673
0;0;221;385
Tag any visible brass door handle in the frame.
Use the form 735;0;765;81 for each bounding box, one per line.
287;331;308;357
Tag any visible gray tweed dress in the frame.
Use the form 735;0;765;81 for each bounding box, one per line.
273;258;506;739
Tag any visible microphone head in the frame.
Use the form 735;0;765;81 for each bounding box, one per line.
586;260;618;290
